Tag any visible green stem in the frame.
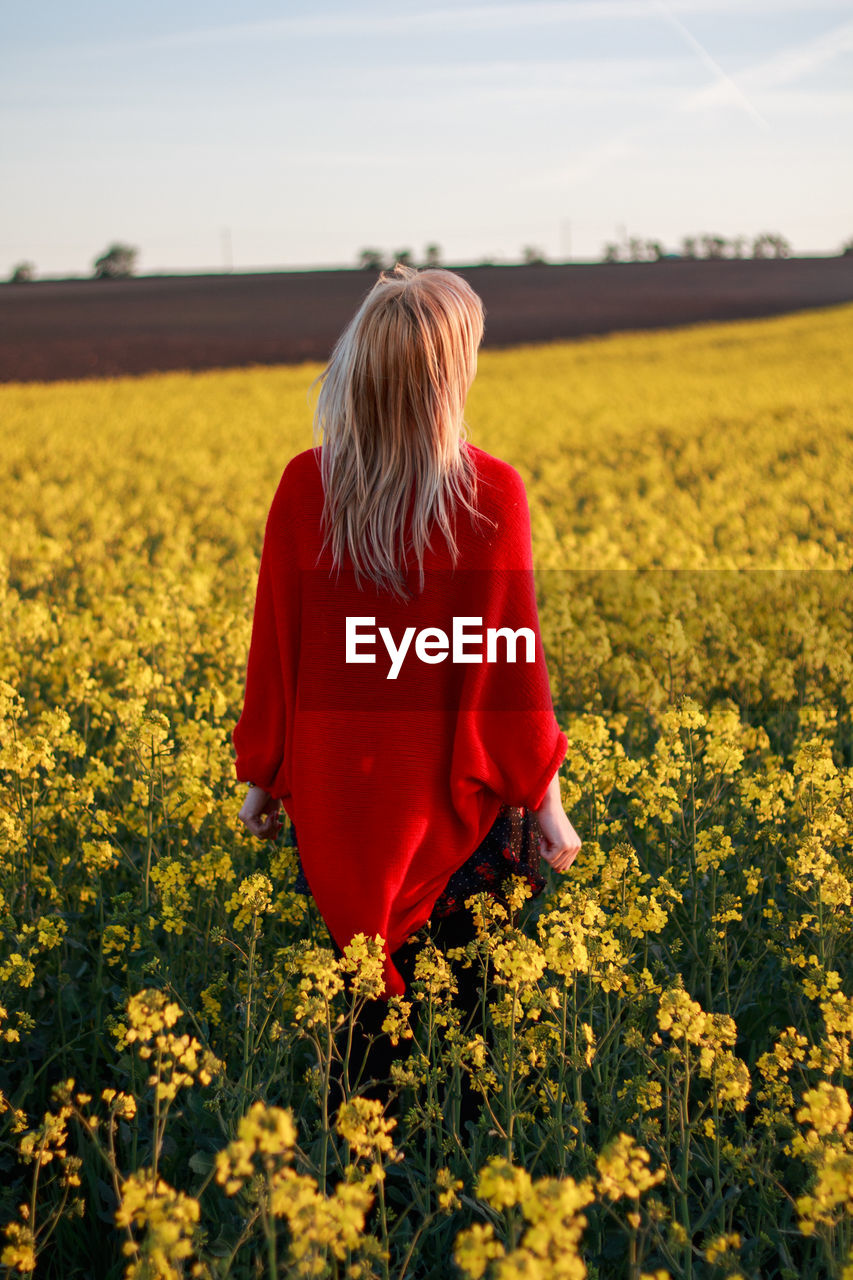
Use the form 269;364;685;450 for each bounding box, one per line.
556;979;569;1175
152;1046;162;1182
143;744;154;913
263;1176;277;1280
712;1069;723;1235
242;915;258;1093
377;1173;391;1280
680;1039;692;1280
505;990;517;1163
320;1001;334;1190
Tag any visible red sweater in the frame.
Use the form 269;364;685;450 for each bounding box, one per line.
232;443;568;998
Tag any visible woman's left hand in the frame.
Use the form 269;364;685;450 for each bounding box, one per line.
238;785;282;839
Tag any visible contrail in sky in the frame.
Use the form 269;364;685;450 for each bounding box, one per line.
653;0;772;129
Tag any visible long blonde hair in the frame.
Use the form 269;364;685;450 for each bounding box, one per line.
311;263;492;601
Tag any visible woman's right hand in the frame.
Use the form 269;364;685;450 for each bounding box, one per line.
533;770;581;872
238;784;282;840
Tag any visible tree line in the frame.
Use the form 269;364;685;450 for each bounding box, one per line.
8;233;853;282
10;243;138;283
602;231;796;262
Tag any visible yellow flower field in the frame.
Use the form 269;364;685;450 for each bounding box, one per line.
1;301;852;1279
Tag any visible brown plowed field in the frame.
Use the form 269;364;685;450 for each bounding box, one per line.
1;257;852;383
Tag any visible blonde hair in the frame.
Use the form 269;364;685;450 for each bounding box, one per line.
311;263;492;601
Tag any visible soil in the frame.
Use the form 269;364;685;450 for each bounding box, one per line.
1;257;852;384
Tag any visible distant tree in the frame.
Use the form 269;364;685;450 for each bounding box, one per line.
602;242;621;263
626;237;645;262
522;245;547;265
357;248;385;271
842;237;853;257
752;232;790;259
700;234;728;260
10;261;35;282
424;243;442;268
392;249;414;268
93;242;138;279
730;235;749;259
680;235;698;260
645;240;665;261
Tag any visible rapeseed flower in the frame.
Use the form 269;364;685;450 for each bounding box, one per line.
596;1133;665;1200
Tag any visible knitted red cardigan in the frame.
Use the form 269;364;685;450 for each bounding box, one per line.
233;443;568;998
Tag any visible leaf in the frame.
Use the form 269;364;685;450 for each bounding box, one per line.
188;1150;216;1175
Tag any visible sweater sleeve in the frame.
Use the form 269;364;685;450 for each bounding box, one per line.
449;464;567;819
232;476;300;798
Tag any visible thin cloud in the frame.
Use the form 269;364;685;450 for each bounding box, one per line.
746;88;853;116
682;15;853;109
47;0;853;57
407;55;689;83
165;0;853;41
530;127;647;190
565;133;646;183
654;0;771;129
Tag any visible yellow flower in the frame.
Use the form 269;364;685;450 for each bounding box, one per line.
115;1168;201;1280
338;933;387;1001
215;1101;298;1196
705;1232;741;1264
476;1156;533;1209
226;871;273;931
149;858;193;935
694;826;736;874
101;1089;137;1121
0;1221;36;1273
796;1148;853;1234
796;1082;851;1139
335;1096;397;1164
17;1089;73;1169
460;1159;595;1279
199;981;224;1025
537;908;589;977
380;995;414;1046
454;1222;505;1279
293;946;346;1027
491;933;547;989
102;924;131;964
657;987;706;1044
436;1167;464;1213
596;1133;665;1200
123;990;221;1097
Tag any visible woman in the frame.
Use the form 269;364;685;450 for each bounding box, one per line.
233;264;581;1114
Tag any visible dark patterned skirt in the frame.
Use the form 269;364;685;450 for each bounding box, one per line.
290;805;546;919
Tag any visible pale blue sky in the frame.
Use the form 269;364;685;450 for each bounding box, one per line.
3;0;852;277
